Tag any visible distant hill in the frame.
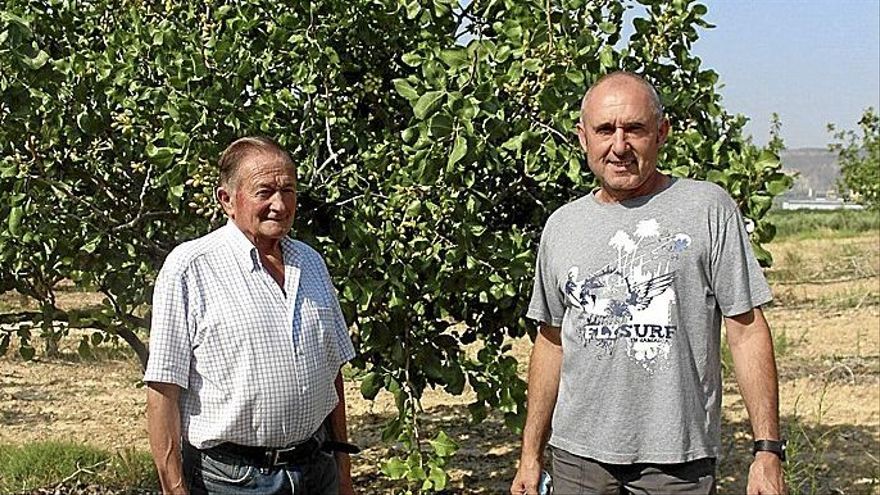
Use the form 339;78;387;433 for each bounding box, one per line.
779;148;839;199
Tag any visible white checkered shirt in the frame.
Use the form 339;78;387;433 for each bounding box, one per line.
144;222;356;449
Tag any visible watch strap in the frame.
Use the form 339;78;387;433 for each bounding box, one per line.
752;439;786;461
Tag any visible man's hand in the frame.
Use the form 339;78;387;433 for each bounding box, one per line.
726;308;785;495
510;457;542;495
510;324;561;495
747;452;786;494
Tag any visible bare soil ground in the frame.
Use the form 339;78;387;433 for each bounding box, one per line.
1;233;878;494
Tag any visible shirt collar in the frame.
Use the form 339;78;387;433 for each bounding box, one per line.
222;220;298;272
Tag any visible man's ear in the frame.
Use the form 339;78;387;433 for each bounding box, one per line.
216;186;234;218
576;121;589;153
657;117;670;145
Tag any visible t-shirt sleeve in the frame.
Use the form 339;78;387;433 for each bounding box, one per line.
320;257;356;367
710;207;773;317
143;258;192;388
526;222;565;327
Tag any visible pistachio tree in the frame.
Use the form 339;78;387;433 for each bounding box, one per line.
0;0;789;489
829;108;879;210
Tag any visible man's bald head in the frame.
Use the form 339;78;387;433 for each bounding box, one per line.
580;72;664;126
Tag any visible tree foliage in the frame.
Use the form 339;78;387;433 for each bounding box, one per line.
829;108;879;210
1;0;790;489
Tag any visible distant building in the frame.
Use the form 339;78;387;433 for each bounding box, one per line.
780;198;865;211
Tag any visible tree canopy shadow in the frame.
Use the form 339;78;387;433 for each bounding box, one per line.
349;406;879;494
349;403;520;494
719;416;879;495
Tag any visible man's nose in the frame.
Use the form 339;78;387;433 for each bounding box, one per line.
269;192;287;211
611;128;629;154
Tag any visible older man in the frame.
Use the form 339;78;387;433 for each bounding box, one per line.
511;72;786;494
145;137;356;495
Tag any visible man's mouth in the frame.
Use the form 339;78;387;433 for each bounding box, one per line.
607;159;636;168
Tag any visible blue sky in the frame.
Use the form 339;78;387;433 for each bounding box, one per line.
691;0;880;149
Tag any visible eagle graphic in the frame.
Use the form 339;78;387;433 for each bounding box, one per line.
566;266;675;320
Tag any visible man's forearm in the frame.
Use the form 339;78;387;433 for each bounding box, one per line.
520;324;563;463
726;307;780;439
146;382;187;494
330;371;353;492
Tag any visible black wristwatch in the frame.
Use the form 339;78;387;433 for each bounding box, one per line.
752;439;786;461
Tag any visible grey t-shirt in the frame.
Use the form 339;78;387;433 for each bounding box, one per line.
527;178;772;464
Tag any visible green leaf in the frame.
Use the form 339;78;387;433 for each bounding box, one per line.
565;70;585;84
766;178;790;196
393;79;419;100
169;183;185;199
706;169;728;186
439;48;468;70
448;135;467;168
599;21;617;34
146;144;175;167
599;46;615;69
405;199;421;217
24;50;50;70
429;430;458;458
522;58;540;73
83;235;101;253
412;91;445;120
401;52;422;67
7;206;23;236
382;457;408;479
19;345;35;361
405;0;421;19
428;465;447;491
429;114;454;138
503;22;522;39
360;371;383;399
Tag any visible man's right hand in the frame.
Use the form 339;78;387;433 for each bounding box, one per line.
510;457;542;495
511;325;562;495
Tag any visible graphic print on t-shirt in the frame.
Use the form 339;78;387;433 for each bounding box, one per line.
564;219;691;373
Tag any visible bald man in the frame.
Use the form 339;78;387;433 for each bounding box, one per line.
511;72;786;494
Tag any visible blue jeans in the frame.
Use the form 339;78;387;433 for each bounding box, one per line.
182;442;338;495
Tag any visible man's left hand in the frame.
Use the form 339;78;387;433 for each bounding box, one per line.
747;452;786;494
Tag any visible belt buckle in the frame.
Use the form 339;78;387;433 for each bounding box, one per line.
272;448;283;467
272;440;305;467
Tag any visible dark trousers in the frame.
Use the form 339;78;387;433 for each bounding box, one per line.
551;447;716;495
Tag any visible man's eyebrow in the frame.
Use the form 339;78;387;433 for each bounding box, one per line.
592;120;647;129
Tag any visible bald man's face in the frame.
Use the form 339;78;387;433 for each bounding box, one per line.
576;79;669;201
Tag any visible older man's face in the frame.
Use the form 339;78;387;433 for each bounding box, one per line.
577;79;669;200
219;152;297;249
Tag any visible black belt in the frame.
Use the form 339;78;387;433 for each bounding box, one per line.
201;439;361;469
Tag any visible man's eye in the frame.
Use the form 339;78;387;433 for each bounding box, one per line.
257;190;272;198
596;127;614;135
